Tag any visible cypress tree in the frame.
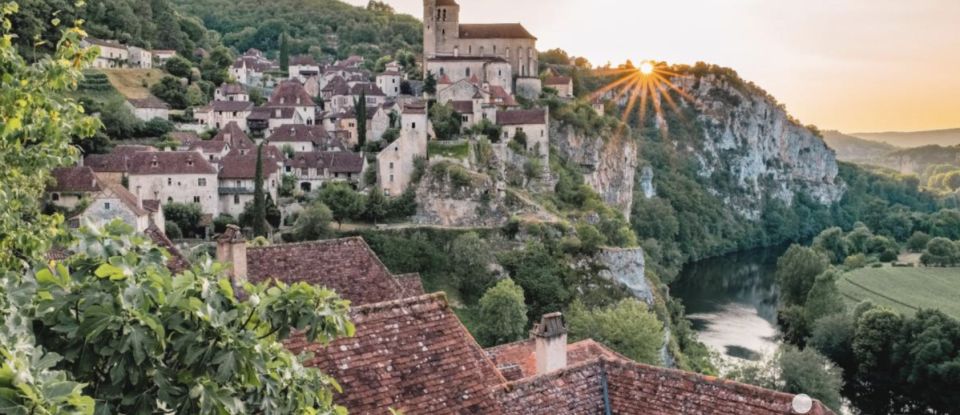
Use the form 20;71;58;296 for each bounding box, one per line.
354;92;367;148
253;143;268;237
279;32;290;73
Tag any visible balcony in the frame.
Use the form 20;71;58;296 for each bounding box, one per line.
218;187;253;195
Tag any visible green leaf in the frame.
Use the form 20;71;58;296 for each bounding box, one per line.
94;263;123;279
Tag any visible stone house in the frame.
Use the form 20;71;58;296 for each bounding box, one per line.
497;109;550;162
284;151;365;193
266;125;344;153
128;46;152;69
376;67;403;98
247;107;309;138
288;55;321;82
211;122;258;157
267;80;318;126
195;101;254;131
152;50;177;64
73;181;154;233
214;83;249;102
217;151;282;218
423;0;539;78
83;38;128;69
544;75;574;98
231;49;278;86
333;104;390;147
47;166;102;210
427;56;513;93
125;96;170;122
188;140;230;165
84;145;157;186
126;151;220;216
377;103;428;196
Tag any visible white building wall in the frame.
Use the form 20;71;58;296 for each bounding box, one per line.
129;173;220;216
82;197;150;232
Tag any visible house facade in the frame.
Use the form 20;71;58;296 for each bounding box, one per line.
195;101;254;131
284;151;365;193
217;152;282;218
377;103;428;196
126;152;220;216
125;97;170;122
83;38;129;69
497;109;550;162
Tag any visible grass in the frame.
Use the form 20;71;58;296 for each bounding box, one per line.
100;68;166;99
838;266;960;319
428;141;470;160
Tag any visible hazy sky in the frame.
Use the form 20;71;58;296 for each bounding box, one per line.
345;0;960;133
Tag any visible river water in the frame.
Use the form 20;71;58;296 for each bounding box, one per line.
670;245;789;361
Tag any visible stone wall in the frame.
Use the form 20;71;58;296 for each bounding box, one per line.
551;124;638;218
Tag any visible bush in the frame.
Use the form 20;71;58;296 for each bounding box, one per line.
163;202;204;238
476;279;528;347
150;76;190;109
844;253;868;270
140;117;174;137
165;222;183;239
213;214;238;234
906;231;931;252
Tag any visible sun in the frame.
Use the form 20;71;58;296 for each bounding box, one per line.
639;61;655;75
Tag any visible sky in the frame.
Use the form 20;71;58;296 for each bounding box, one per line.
345;0;960;133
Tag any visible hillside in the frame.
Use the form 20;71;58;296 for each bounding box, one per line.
101;68;167;99
171;0;422;67
823;130;899;163
853;128;960;147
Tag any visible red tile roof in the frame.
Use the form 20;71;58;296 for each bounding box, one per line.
497;109;546;126
544;76;572;86
127;96;169;109
349;83;385;97
395;273;425;298
212;122;256;152
289;55;318;66
459;23;537;40
218;151;280;180
485;338;622;381
127;152;218;175
267;125;329;144
269;80;315;107
290;293;505;414
216;83;247;96
169;131;200;145
285;151;363;174
49;166;101;193
188;139;228;153
450;100;475;114
198;100;254;113
84;145;155;173
246;237;404;306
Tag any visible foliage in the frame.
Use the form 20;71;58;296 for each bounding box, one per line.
164;55;194;79
808;312;855;370
199;46;233;86
567;299;663;365
150;76;189;109
354;92;367;148
498;242;571;321
427;141;469;160
920;237;959;266
16;223;353;414
213;213;238;234
803;270;846;324
173;0;422;67
292;201;333;241
279;174;296;198
278;32;289;72
449;232;497;303
813;227;849;264
317;183;364;228
363;187;388;224
775;245;828;307
423;72;436;95
727;345;843;412
252;144;268;236
428;101;461;140
163;202;204;238
906;231;932;252
476;279;528;347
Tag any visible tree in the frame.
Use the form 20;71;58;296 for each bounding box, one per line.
354;92;367;148
776;245;828;307
906;231;932;252
278;32;289;73
813;227;849;264
423;72;437;95
476;279;528;346
803;270;846;325
808;312;856;370
450;232;497;302
498;242;570;321
200;46;233;86
364;187;388;224
150;76;190;109
293;201;334;241
567;299;663;365
920;237;959;267
26;223;353;414
853;308;903;377
279;174;296;197
214;214;238;234
0;11;100;412
777;346;844;412
164;55;194;79
252;144;268;237
429;102;461;140
317;183;364;229
163;202;204;238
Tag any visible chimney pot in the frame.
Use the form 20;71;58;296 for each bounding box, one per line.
532;312;568;375
216;224;248;286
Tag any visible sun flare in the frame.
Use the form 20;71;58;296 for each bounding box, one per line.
639;61;655;75
590;60;694;133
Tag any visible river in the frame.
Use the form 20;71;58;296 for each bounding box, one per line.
670;245;789;361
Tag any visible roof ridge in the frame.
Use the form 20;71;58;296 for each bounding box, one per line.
246;236;366;252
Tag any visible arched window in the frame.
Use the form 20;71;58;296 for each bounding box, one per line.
439;67;445;75
466;67;471;77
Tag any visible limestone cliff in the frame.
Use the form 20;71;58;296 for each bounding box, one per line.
670;73;845;218
551;124;639;218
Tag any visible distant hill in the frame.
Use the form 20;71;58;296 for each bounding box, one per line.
852;128;960;147
823;130;899;163
171;0;422;67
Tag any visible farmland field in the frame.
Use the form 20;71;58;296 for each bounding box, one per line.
838;267;960;319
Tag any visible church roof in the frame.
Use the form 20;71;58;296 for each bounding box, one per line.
459;23;537;40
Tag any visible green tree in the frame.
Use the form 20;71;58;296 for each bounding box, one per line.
776;245;828;307
498;242;571;321
364;187;388;224
164;55;193;79
920;237;959;266
428;102;461;140
476;279;528;346
803;270;846;325
813;227;849;264
278;32;289;73
423;71;436;95
567;299;663;365
808;312;855;370
163;202;204;238
906;231;932;252
279;174;296;197
317;183;364;229
28;223;353;414
450;232;497;302
354;92;367;148
777;346;844;412
150;76;189;109
252;144;268;237
292;201;334;241
853;308;903;377
200;46;233;86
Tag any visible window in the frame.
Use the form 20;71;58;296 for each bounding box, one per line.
234;195;240;204
541;130;545;137
51;193;60;201
493;45;497;54
198;178;206;186
411;122;417;129
389;175;394;182
104;202;111;210
389;162;394;169
468;45;472;55
167;178;172;185
167;197;173;203
193;196;200;204
466;68;471;77
235;180;241;187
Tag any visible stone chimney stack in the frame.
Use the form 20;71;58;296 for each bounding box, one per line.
216;225;248;285
532;312;567;375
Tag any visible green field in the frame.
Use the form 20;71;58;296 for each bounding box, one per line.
838;267;960;318
428;141;470;160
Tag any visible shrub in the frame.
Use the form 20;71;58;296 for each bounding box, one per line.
165;222;183;239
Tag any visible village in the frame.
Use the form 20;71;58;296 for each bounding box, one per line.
35;1;834;414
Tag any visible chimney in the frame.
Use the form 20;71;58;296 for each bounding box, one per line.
532;312;567;375
216;225;248;285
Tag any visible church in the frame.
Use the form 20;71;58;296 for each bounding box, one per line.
423;0;540;93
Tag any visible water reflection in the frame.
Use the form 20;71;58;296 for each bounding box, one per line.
671;246;788;361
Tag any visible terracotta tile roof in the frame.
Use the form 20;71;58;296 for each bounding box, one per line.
267;125;329;143
497;109;546;126
233;55;277;72
290;293;505;414
127;152;218;175
212;122;256;151
142;199;160;212
450;100;475;114
216;83;246;95
169;131;200;145
49;166;101;193
544;76;572;86
284;151;363;174
322;76;351;95
269;80;315;107
395;273;425;298
402;102;427;115
218;151;280;180
98;181;148;216
246;237;404;306
349;83;385;97
458;23;537;40
85;145;155;173
144;222;190;273
485;339;622;381
188;139;228;153
199;100;254;113
290;55;318;66
127;96;169;109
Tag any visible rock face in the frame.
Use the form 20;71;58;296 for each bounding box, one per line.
673;73;845;218
551;124;638;218
639;166;656;199
594;247;653;305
